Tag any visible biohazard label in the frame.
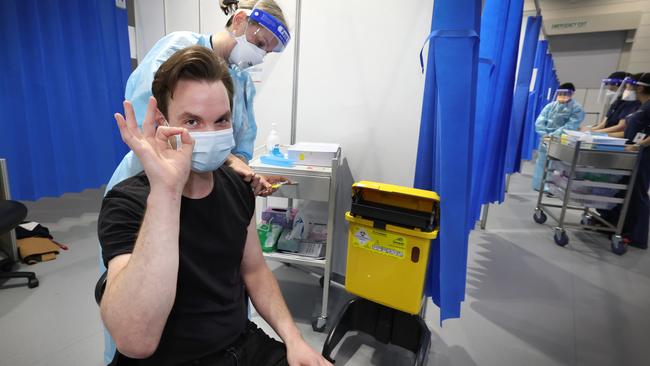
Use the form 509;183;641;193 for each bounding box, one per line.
351;224;406;259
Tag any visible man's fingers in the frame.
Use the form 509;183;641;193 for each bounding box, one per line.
142;97;158;137
155;125;185;138
179;129;195;158
114;113;131;144
122;101;142;139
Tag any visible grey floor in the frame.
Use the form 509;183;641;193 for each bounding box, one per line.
1;162;649;366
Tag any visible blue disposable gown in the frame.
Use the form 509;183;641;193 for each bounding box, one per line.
531;100;585;190
105;31;257;193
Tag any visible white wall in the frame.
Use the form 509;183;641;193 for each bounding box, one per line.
294;1;433;186
527;0;650;72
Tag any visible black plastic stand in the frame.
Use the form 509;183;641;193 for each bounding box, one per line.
321;297;431;365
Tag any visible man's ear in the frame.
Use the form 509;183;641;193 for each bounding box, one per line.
154;108;167;126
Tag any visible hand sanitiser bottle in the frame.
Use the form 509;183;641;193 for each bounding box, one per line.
266;123;280;154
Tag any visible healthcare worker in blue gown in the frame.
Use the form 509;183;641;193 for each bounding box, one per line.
532;82;585;191
101;1;290;363
616;73;650;250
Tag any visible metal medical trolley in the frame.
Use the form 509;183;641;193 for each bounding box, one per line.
250;147;341;332
533;137;641;255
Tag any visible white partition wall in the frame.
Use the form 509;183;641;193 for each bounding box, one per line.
295;0;434;186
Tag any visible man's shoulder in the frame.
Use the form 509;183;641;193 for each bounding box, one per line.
105;172;150;205
215;165;255;212
216;165;250;192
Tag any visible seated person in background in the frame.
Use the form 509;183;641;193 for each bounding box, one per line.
586;71;640;133
98;45;330;366
532;82;585;192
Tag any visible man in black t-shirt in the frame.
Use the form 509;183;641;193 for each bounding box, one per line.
98;46;331;366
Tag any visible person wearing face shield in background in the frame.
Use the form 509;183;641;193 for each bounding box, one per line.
106;0;290;197
583;72;640;133
597;73;650;252
531;82;585;192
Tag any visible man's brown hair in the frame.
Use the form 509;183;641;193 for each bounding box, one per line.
152;45;234;118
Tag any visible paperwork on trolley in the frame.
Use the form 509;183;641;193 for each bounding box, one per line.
562;131;627;151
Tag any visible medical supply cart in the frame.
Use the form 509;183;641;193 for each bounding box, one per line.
250;147;341;332
322;181;439;366
533;137;641;255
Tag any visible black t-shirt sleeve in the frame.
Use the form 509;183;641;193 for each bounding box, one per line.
98;176;149;267
220;165;255;221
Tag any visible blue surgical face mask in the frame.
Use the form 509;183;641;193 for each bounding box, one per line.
180;128;235;173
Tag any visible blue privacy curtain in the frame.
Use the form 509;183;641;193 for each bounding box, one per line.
470;0;523;221
0;0;130;201
521;40;549;160
504;16;542;175
414;0;481;322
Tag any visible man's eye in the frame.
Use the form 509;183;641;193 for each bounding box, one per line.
186;120;199;127
216;118;230;125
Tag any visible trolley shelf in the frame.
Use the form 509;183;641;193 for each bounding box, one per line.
251;146;341;332
547;140;637;170
547;182;625;204
263;251;326;268
533;137;641;255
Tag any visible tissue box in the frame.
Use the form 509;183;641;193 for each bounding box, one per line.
261;207;297;229
287;142;339;166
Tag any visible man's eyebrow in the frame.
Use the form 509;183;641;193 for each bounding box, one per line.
215;111;232;121
178;112;202;120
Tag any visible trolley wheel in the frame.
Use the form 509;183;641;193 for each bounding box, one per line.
311;316;327;333
533;210;547;224
27;278;39;289
554;229;569;247
580;214;592;226
611;235;627;256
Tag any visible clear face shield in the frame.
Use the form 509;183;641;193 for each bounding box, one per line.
228;7;290;72
615;77;648;102
597;78;624;104
553;89;573;104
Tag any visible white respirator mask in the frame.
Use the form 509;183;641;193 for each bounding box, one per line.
228;31;266;70
621;89;637;102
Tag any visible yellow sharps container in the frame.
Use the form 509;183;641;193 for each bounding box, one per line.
345;181;439;315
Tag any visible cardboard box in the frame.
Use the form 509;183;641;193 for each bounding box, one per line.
287;142;339;166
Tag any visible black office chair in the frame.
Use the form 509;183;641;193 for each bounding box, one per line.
95;270;107;304
0;199;39;288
